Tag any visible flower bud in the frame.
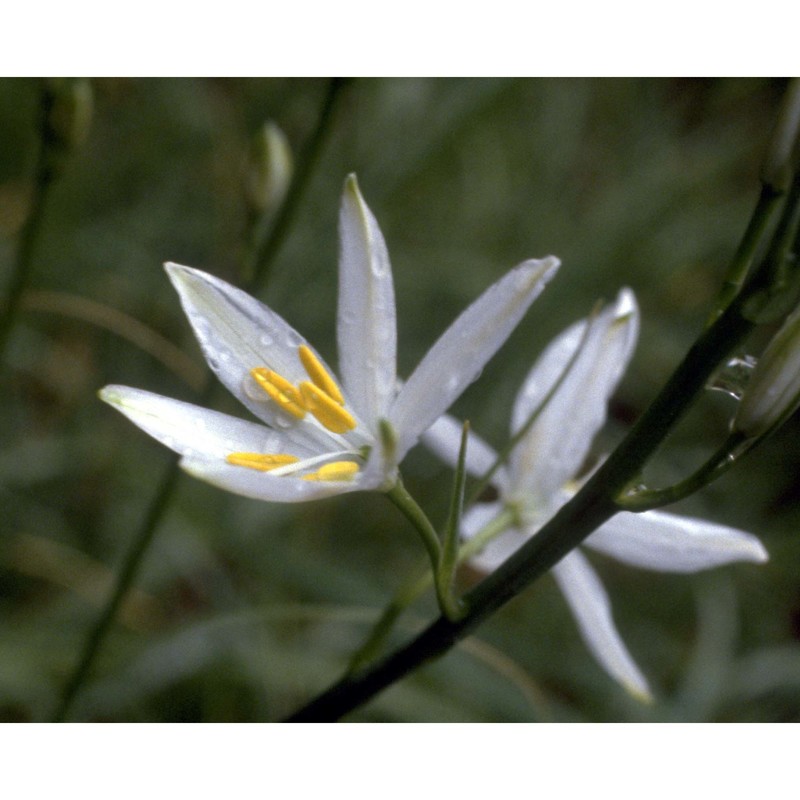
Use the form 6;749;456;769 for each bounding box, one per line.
734;303;800;437
244;121;293;216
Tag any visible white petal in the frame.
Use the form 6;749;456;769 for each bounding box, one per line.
461;503;525;573
180;456;373;503
99;385;314;459
552;550;652;701
585;508;769;572
164;262;336;450
509;288;639;504
421;413;509;488
390;257;560;460
336;175;397;430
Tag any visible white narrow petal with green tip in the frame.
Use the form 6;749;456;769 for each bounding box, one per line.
337;174;397;433
509;288;638;504
552;550;652;701
584;509;769;572
99;385;316;459
390;256;560;460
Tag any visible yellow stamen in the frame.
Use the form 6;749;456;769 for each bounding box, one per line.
298;344;345;405
226;452;300;471
251;368;306;419
299;381;357;433
302;460;360;482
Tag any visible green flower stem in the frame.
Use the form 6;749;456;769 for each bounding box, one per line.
52;80;348;722
386;481;462;621
244;78;351;292
750;170;800;307
708;185;786;323
709;78;800;324
0;88;58;365
615;432;747;512
52;458;183;721
437;422;470;611
285;286;758;721
346;503;517;675
345;568;429;675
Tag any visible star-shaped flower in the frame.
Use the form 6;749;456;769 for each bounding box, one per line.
424;288;768;699
100;175;560;503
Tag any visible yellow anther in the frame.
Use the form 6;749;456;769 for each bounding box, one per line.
226;452;300;471
298;345;345;405
251;367;306;419
302;460;360;482
299;381;357;433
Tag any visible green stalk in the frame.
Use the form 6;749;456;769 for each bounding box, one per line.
436;421;469;615
386;481;462;621
0;86;57;364
345;507;517;673
708;77;800;324
245;78;351;292
616;433;746;512
52;460;183;721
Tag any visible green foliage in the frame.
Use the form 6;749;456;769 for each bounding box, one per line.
1;77;797;721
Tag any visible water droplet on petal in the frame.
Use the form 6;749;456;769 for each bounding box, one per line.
273;411;295;429
285;330;303;348
260;333;274;347
243;374;266;401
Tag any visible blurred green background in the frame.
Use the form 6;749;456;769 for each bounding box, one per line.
1;77;798;722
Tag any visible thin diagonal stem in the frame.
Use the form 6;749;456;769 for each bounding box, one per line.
246;78;351;292
52;79;348;722
0;88;56;365
52;460;182;720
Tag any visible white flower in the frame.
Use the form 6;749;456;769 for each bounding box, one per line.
424;289;768;699
100;175;560;503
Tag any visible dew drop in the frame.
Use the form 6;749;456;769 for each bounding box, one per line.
707;354;758;400
242;374;266;401
285;330;303;348
260;333;274;347
273;412;295;429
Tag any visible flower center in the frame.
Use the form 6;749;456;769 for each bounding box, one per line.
250;344;356;434
226;346;360;482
